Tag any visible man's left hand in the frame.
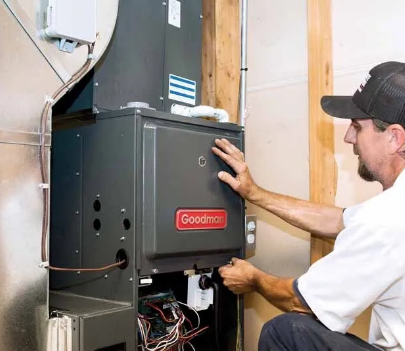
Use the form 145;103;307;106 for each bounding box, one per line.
218;257;258;294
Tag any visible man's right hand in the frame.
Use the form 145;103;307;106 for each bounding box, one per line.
212;138;258;201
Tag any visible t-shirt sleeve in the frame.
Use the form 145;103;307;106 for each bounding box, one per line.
297;223;405;333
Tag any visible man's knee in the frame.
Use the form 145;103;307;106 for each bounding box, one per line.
261;313;309;335
259;313;315;347
259;314;299;351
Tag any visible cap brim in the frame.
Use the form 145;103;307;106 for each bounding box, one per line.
321;96;371;119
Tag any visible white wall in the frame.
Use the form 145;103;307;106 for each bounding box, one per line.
244;0;405;349
244;1;310;350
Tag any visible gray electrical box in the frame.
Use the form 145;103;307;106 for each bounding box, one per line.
53;0;202;115
51;108;244;301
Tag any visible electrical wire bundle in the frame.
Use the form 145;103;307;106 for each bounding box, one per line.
137;300;208;351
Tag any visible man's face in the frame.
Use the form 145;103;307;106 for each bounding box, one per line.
343;118;388;183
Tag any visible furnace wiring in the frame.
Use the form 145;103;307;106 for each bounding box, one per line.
39;41;124;272
137;300;208;351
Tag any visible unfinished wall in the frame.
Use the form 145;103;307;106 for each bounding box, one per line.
244;1;310;350
244;0;405;349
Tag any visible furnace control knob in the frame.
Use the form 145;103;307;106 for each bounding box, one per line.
247;221;256;232
247;234;255;244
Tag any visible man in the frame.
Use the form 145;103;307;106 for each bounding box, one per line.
212;61;405;351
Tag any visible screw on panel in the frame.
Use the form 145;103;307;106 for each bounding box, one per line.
75;211;79;215
136;109;141;114
94;82;99;87
77;271;81;275
96;232;100;237
162;2;167;5
104;274;108;279
96;194;100;198
120;237;125;242
159;96;164;101
75;250;79;254
129;278;133;282
200;14;203;19
121;208;126;214
152;269;159;274
76;172;80;176
77;134;80;138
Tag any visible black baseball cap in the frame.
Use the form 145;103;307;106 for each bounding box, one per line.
321;61;405;126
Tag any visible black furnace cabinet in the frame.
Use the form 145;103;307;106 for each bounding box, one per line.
50;108;245;351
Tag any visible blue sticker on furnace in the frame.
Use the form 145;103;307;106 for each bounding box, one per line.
169;74;196;105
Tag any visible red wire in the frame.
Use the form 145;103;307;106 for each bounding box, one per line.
180;326;210;340
146;302;176;323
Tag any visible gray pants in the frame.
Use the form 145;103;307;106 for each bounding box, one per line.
258;313;380;351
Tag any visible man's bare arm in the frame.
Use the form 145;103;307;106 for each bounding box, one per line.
249;187;344;239
219;258;312;314
212;138;344;239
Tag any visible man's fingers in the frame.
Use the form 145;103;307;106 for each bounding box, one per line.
214;139;243;161
218;264;232;277
218;171;239;190
231;257;240;265
212;147;247;175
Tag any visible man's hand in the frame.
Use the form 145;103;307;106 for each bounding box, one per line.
218;257;258;294
212;138;258;201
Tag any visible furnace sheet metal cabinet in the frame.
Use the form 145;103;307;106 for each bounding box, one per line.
51;108;245;301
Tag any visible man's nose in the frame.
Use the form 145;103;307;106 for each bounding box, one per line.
344;126;356;144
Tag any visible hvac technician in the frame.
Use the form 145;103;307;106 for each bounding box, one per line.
212;61;405;351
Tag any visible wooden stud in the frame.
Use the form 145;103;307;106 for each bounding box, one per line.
202;0;241;124
202;0;216;108
307;0;337;263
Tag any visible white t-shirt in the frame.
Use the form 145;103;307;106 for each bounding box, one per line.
298;171;405;351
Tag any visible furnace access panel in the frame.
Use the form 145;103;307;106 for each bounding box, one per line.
51;108;245;297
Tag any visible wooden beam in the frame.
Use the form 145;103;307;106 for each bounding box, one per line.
307;0;337;263
201;0;216;108
202;0;241;124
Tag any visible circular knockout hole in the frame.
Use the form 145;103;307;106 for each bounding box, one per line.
93;219;101;231
93;200;101;212
123;218;131;230
116;249;129;269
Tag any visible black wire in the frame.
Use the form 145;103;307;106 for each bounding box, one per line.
211;281;221;351
199;275;221;351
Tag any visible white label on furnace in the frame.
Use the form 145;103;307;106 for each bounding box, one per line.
168;0;181;28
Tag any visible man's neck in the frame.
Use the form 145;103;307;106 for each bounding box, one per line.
381;161;405;190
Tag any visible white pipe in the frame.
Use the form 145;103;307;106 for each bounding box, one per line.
240;0;248;127
171;104;229;123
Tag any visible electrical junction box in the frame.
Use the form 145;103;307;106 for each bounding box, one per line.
187;273;214;311
43;0;96;51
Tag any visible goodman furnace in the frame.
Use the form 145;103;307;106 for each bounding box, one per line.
49;108;248;351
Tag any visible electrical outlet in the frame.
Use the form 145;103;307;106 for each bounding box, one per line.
245;215;257;250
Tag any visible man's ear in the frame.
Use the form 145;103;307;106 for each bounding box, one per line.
388;124;405;154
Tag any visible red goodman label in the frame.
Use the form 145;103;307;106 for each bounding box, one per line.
175;209;228;231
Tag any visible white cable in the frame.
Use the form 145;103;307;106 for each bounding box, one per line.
139;314;184;351
177;301;200;334
138;301;203;351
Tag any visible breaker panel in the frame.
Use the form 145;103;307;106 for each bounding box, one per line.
49;108;245;350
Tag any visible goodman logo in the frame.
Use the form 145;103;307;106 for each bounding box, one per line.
175;209;228;231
